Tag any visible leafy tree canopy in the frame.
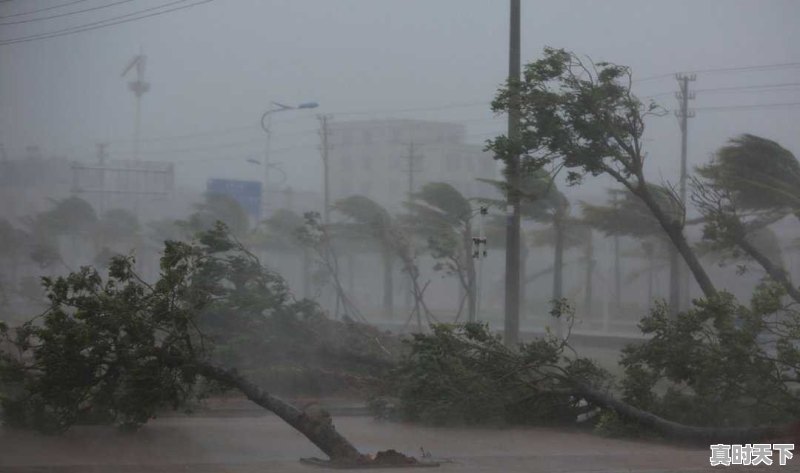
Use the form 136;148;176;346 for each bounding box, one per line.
696;134;800;214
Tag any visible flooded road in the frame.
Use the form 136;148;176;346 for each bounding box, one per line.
1;408;780;473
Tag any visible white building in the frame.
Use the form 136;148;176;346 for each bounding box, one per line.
327;119;498;212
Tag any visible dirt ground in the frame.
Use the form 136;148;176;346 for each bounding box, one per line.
1;409;796;473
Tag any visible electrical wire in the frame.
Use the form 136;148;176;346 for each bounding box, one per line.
0;0;139;26
635;61;800;83
0;0;214;45
694;102;800;112
644;81;800;99
0;0;90;19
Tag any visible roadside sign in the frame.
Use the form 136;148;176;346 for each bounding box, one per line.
206;178;262;218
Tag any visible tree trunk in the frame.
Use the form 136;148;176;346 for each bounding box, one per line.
647;247;655;304
583;231;594;318
553;216;565;337
614;235;622;313
381;246;394;318
193;360;364;462
668;246;680;317
347;253;355;294
635;185;718;300
302;249;312;299
574;382;790;444
520;243;529;318
737;236;800;304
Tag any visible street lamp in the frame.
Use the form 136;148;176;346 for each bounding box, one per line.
259;100;319;218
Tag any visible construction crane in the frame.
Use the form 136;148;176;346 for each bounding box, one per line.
122;51;150;161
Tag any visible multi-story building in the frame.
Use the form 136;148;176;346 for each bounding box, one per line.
327;119;499;212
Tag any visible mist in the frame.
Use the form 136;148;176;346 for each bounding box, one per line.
1;1;799;471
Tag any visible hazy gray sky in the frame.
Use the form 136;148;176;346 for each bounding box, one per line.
1;0;799;194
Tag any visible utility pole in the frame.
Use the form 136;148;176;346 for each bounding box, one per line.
612;190;622;314
401;142;424;316
504;0;522;347
317;114;332;224
402;142;423;205
122;50;149;161
96;143;108;214
675;73;695;313
473;206;489;323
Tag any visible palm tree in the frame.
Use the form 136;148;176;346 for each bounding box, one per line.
258;209;312;298
26;196;98;269
694;135;800;302
479;170;571;324
528;199;592;330
405;183;477;322
333;196;397;317
697;134;800;216
582;185;683;314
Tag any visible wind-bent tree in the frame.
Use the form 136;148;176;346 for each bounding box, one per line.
0;224;421;467
0;218;26;287
93;208;142;268
296;212;366;323
582;186;684;313
487;48;716;301
479;170;567;318
26;196;98;269
254;209;313;299
695;135;800;303
333;195;397;318
405;183;477;322
529;208;592;328
697;134;800;216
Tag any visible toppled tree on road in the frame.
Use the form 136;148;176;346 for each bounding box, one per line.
0;223;428;468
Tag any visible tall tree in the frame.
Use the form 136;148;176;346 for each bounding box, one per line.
582;186;683;312
255;209;313;298
405;183;477;322
333;196;397;318
697;134;800;216
488;48;716;302
479;170;566;317
0;224;419;467
694;135;800;303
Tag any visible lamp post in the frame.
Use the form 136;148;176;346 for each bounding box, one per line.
259;101;318;218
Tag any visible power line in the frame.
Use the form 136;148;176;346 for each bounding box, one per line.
0;0;90;19
0;0;139;26
0;0;214;46
644;81;800;99
635;61;800;83
335;101;488;116
694;101;800;112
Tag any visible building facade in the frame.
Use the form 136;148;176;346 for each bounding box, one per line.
327;119;499;212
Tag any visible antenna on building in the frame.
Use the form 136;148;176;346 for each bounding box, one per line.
122;49;150;161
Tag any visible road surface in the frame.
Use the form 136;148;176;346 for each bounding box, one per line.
0;410;793;472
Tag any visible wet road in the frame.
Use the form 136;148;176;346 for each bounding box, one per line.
0;412;793;472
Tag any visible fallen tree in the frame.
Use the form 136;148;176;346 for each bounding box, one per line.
379;300;798;444
0;223;428;467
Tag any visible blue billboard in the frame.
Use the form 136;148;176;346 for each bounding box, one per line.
206;178;262;218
